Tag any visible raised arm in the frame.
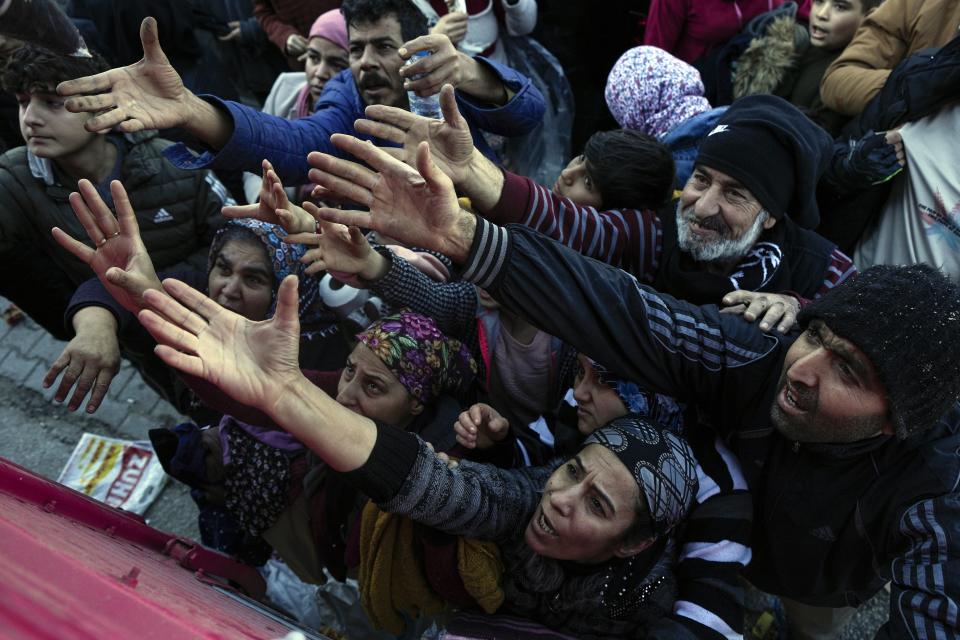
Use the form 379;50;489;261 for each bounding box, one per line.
138;274;549;542
306;132;787;417
51;179;164;316
353;86;658;276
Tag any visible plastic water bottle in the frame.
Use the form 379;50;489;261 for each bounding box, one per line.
403;51;443;120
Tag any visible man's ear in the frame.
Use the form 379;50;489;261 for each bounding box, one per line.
763;214;778;230
614;536;655;559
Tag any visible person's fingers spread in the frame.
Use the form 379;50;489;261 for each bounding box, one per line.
222;203;261;219
272;181;290;207
68;184;105;243
54;363;82;403
139;309;201;355
144;284;207;334
62;92;116;112
304;261;326;276
758;306;785;332
67;369;98;411
308;206;373;230
416;141;447;189
353;118;408;144
152;344;204;378
140;17;171;65
438;84;464;126
159;279;225;329
347;226;366;245
51;226;96;264
326;135;409;176
115;119;146;135
743;297;771;322
43;353;70;389
307;168;375;205
362;102;421;130
718;303;746;315
285;232;318;246
111;180;141;236
85;108;134;134
273;275;301;326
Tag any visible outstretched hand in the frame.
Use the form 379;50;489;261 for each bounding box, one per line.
57;17;195;134
139;276;303;416
52;179;163;315
355;84;476;184
223;159;315;234
287;206;386;280
43;307;121;414
306;134;475;263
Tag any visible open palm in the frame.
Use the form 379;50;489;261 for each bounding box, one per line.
58;17;193;133
52;179;163;315
140;277;303;415
306;134;473;261
355;85;475;183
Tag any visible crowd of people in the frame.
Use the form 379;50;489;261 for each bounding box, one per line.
1;0;959;638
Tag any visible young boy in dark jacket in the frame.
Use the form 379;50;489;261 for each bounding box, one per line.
0;45;229;339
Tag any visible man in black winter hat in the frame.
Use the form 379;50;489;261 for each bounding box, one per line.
289;133;960;639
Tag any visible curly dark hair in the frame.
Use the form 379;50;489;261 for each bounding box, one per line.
583;129;676;210
340;0;428;42
2;45;109;95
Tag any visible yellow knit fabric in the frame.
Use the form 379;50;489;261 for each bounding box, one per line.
358;500;505;633
457;536;504;613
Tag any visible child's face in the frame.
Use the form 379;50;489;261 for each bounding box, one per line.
809;0;865;50
16;89;96;159
553;154;603;209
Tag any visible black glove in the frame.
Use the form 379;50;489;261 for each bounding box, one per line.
836;130;904;186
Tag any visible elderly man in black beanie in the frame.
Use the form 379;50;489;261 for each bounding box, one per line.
345;89;857;334
295;133;960;639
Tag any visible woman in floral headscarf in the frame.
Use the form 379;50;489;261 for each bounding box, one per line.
197;309;479;633
604;46;728;186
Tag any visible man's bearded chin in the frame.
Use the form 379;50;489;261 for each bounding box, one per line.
675;201;770;264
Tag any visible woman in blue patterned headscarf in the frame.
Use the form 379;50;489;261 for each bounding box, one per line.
207;217;326;325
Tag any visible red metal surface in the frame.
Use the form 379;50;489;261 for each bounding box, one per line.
0;457;306;639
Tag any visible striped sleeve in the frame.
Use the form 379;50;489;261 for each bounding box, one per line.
651;431;753;639
814;248;858;298
484;171;663;282
880;493;960;639
368;246;479;344
460;217;784;409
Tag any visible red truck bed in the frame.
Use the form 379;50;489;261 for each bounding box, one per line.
0;457;329;640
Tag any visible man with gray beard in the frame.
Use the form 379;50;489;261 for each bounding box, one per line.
360;92;856;333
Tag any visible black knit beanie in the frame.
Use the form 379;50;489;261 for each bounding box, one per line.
695;94;832;229
797;264;960;440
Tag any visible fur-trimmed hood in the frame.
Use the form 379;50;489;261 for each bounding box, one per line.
733;14;810;99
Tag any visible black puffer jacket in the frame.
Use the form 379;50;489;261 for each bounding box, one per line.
0;130;229;285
